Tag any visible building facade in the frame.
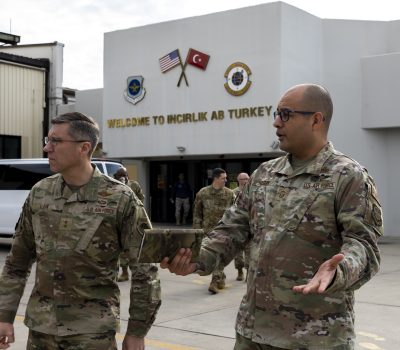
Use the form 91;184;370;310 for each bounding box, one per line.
93;2;398;235
0;42;67;158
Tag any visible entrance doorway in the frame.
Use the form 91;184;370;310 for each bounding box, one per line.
149;157;270;223
149;161;191;223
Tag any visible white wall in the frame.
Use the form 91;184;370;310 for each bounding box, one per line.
103;3;285;159
279;4;323;90
97;2;400;236
76;89;104;139
361;53;400;128
382;129;400;233
320;19;397;235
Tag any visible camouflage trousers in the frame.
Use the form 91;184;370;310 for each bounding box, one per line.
211;262;226;282
27;329;117;350
234;333;287;350
234;244;250;270
119;249;129;269
175;197;190;221
234;333;352;350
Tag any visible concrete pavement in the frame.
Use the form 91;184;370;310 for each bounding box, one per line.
2;234;399;350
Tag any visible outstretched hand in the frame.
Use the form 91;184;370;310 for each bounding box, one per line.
292;253;345;294
160;248;197;276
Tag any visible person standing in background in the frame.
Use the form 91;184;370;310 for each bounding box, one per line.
114;167;145;282
170;173;192;226
233;172;250;281
193;168;235;294
114;167;145;202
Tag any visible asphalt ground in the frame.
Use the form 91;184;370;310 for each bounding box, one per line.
0;234;398;350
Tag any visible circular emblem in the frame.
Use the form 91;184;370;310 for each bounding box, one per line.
224;62;252;96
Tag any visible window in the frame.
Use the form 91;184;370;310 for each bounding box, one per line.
0;135;21;158
0;164;53;190
105;162;123;177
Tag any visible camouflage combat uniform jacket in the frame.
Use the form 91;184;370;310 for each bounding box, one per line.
193;185;235;234
0;166;161;337
129;180;145;202
198;142;383;349
233;186;241;199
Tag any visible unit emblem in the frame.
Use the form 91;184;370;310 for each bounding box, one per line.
224;62;252;96
124;76;146;105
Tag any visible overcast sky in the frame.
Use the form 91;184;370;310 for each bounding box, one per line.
1;0;399;90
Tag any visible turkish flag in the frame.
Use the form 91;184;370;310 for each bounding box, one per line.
187;48;210;70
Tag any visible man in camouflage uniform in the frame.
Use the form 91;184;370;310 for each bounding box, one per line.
162;84;383;349
232;172;250;281
114;167;145;282
0;112;161;350
193;168;235;294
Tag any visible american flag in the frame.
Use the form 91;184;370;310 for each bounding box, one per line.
159;49;181;73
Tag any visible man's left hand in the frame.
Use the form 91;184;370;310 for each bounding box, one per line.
122;334;145;350
292;253;345;294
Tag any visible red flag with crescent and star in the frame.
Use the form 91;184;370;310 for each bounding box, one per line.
186;48;210;70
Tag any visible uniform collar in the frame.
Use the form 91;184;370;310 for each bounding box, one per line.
54;164;102;201
275;142;335;177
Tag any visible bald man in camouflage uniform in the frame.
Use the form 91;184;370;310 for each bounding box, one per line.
114;167;145;282
162;84;383;349
193;168;235;294
0;112;160;350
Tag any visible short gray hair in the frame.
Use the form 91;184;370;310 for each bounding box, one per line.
51;112;100;156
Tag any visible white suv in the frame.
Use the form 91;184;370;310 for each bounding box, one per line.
0;158;123;239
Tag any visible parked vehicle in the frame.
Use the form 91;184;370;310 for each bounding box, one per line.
0;158;123;239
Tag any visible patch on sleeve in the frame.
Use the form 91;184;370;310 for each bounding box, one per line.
372;204;383;227
365;178;383;233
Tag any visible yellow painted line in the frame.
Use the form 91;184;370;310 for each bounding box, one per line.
116;333;197;349
145;339;197;350
358;343;383;350
192;279;206;285
358;331;385;341
115;333;198;350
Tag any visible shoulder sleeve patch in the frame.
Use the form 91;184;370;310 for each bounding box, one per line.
365;178;383;233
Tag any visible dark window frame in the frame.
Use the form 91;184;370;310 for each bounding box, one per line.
0;135;21;159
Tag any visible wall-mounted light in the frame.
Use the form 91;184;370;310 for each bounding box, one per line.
176;146;186;152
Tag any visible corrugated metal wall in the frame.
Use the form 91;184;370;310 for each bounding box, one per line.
0;61;45;158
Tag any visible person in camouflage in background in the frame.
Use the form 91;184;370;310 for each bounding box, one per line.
193;168;235;294
0;112;161;350
232;172;250;282
162;84;383;350
114;167;145;282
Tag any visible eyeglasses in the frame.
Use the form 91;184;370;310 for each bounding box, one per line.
273;108;316;122
44;137;90;146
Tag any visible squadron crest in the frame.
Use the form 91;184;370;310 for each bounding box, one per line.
224;62;252;96
124;76;146;105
